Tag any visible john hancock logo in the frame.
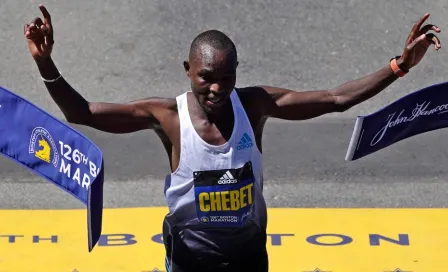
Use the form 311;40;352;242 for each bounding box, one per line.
29;127;59;168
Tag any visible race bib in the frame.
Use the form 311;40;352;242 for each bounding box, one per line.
193;162;255;227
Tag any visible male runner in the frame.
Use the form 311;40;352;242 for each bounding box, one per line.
24;4;441;272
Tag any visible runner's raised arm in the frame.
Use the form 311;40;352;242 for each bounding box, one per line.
24;5;167;133
257;13;441;121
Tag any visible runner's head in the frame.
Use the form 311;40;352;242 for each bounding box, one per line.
184;30;238;114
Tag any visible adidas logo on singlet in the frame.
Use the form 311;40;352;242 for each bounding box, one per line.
237;133;253;150
218;171;238;184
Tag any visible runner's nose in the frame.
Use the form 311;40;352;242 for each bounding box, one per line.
209;83;223;95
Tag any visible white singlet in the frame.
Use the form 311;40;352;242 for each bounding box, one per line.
162;89;268;248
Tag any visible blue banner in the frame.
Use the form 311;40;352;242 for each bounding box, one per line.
345;81;448;161
0;86;104;251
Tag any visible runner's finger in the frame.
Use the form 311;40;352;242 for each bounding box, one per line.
420;24;441;34
407;34;427;50
426;33;442;50
416;13;430;31
39;5;52;27
33;17;44;28
40;24;50;35
410;13;430;39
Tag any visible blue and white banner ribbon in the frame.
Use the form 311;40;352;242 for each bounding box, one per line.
346;81;448;161
0;86;104;251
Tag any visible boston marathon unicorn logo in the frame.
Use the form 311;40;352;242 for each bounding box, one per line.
29;127;59;168
35;138;51;163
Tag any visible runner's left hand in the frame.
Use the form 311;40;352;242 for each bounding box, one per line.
397;13;441;71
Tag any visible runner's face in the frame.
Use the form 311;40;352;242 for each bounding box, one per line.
184;45;238;114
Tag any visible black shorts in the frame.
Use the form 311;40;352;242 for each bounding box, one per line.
163;219;269;272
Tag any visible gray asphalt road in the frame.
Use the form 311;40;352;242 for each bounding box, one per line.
1;0;448;209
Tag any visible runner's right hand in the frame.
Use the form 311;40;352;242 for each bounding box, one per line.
24;5;54;61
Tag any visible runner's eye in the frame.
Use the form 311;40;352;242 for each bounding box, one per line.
200;74;212;82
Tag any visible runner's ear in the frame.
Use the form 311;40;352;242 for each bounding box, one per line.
183;61;191;77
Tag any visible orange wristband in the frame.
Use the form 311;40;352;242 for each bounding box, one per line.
390;58;407;77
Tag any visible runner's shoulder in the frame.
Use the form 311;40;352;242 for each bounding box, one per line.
139;96;178;120
235;86;273;114
145;97;177;111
